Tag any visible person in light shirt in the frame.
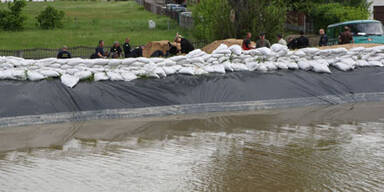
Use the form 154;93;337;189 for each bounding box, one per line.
277;34;287;46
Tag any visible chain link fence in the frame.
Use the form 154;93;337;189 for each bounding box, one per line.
0;41;208;59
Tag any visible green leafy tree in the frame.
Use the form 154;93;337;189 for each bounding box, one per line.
36;6;65;29
0;0;27;31
193;0;286;42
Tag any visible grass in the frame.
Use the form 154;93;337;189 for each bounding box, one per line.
0;0;193;50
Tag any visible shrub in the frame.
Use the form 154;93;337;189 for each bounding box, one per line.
310;3;370;31
0;0;27;31
36;6;65;29
192;0;287;43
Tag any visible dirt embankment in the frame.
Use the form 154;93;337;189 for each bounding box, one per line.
142;40;180;58
202;39;256;54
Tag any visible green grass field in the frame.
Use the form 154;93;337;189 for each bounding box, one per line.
0;0;192;50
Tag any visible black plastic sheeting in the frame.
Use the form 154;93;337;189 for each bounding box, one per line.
1;67;384;118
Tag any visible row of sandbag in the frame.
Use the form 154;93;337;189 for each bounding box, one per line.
1;44;384;88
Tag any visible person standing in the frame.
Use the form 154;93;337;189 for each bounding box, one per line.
175;33;194;54
296;31;309;49
57;45;72;59
339;26;354;44
123;38;131;58
318;29;328;47
277;34;287;46
242;32;254;50
256;33;271;48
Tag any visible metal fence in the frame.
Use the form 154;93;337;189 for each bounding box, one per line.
0;41;208;59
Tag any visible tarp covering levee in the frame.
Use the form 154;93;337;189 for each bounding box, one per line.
1;67;384;120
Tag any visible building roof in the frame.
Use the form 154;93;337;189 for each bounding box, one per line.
328;20;381;28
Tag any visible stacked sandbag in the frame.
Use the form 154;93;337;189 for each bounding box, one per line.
1;44;384;88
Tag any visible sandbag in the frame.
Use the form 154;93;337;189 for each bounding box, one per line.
75;71;93;80
229;45;242;55
121;72;137;81
61;74;80;88
94;72;109;81
27;71;45;81
106;71;124;81
39;70;60;78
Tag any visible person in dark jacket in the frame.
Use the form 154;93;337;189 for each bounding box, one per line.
126;46;144;58
339;26;354;44
319;29;328;47
57;46;72;59
109;41;122;58
91;40;106;59
296;31;309;49
175;34;194;54
123;38;132;58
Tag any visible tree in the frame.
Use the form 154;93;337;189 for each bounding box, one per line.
36;6;65;29
0;0;27;31
193;0;287;42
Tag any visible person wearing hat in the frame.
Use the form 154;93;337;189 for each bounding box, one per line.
256;33;271;48
57;45;72;59
174;33;194;54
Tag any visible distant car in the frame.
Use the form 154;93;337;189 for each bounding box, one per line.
327;20;384;45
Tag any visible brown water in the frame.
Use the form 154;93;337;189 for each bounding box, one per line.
1;102;384;192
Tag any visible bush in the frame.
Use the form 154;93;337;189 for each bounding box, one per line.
36;6;65;29
310;3;370;31
0;0;27;31
192;0;287;43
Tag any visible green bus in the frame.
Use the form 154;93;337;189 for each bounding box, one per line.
327;20;384;45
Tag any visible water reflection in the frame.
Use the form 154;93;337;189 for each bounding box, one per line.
0;102;384;192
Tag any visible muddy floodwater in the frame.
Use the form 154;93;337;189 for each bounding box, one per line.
1;102;384;192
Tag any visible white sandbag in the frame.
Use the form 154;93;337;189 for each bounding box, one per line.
211;64;226;74
231;63;248;71
107;71;124;81
331;48;348;55
154;67;167;78
297;59;312;71
11;69;27;80
271;44;289;57
150;58;165;63
163;59;177;66
248;49;262;56
286;62;299;70
61;74;80;88
265;62;278;71
108;59;122;66
27;71;45;81
50;63;62;68
178;67;195;75
318;49;331;56
276;62;289;70
188;57;205;64
257;47;274;57
67;58;83;66
256;65;268;72
194;67;208;75
368;60;384;67
65;68;80;75
122;58;136;65
294;50;306;57
121;72;137;81
356;60;369;67
162;66;178;75
246;62;259;71
229;45;242;55
0;70;13;80
93;59;109;65
75;71;93;80
186;49;204;58
94;72;109;81
213;49;231;55
55;59;68;65
170;55;187;62
39;70;60;78
301;48;320;56
136;57;151;64
223;61;234;72
213;44;228;52
311;61;331;73
332;62;354;71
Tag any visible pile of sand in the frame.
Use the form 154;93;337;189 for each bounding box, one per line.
202;39;256;54
142;40;180;58
318;43;381;50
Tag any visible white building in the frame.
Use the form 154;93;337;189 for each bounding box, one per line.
369;0;384;23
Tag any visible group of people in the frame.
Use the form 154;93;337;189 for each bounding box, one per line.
57;33;195;59
242;31;310;50
242;26;353;52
